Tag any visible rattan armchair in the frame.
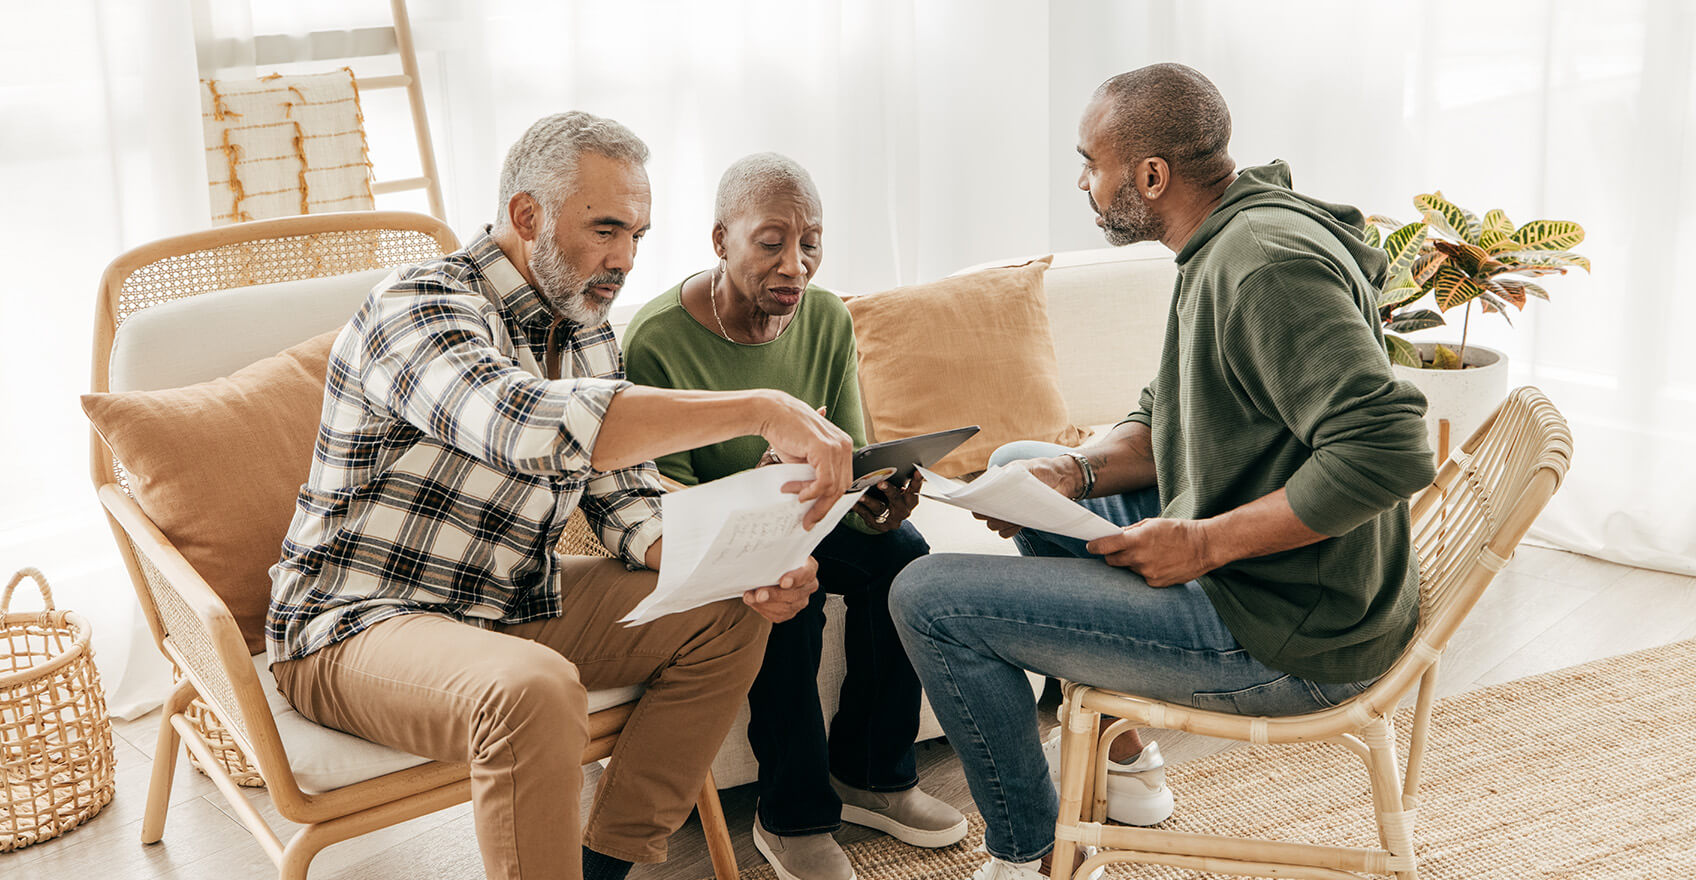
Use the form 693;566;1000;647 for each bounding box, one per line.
1051;386;1572;880
88;211;738;880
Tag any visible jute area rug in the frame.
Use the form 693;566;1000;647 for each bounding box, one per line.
727;639;1696;880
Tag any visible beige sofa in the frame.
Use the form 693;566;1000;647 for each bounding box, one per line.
691;242;1179;787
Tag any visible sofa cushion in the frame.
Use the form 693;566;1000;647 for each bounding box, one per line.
82;330;339;654
953;244;1177;428
846;257;1089;477
253;653;644;792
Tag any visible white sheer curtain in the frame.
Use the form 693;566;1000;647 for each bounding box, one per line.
1048;0;1696;575
405;0;1053;300
1;0;206;716
3;1;1690;719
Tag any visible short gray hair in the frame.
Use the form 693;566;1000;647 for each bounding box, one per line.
1095;63;1234;187
495;111;650;228
714;152;821;226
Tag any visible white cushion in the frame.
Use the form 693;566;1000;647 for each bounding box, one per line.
955;245;1177;428
252;653;644;793
110;268;389;391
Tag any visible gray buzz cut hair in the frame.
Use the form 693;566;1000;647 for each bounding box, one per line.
1094;63;1234;188
495;111;650;229
713;152;821;227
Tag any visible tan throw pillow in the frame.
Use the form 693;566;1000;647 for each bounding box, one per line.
847;257;1089;477
82;329;339;654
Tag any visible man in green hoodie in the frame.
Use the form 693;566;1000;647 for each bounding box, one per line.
889;64;1436;880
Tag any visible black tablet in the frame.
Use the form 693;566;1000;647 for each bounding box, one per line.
852;426;981;483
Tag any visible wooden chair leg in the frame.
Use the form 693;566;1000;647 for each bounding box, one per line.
279;837;323;880
1053;688;1097;880
698;770;738;880
141;680;196;844
1363;719;1417;880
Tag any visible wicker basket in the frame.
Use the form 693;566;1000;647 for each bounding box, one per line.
1;568;116;852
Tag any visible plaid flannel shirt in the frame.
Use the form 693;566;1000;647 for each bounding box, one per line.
267;229;665;663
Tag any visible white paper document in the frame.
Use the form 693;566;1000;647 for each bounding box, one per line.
916;465;1122;541
620;464;870;626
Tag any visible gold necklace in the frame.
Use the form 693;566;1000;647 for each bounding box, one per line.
708;263;792;344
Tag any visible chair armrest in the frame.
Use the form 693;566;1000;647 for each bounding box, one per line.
96;483;295;785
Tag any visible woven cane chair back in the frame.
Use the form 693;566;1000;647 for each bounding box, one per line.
1405;386;1574;658
89;211;457;788
1332;384;1574;716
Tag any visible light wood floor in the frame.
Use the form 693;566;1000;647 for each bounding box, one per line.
7;545;1693;879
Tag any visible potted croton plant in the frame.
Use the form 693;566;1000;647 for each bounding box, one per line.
1365;192;1588;458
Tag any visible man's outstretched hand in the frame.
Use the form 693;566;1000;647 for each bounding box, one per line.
760;397;853;529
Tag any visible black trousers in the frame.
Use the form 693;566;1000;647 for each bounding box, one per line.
748;519;930;835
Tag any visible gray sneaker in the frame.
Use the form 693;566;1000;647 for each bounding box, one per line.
830;776;969;848
753;817;856;880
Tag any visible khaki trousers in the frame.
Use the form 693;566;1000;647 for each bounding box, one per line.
273;558;769;880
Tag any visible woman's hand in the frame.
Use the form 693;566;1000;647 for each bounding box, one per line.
853;471;923;532
743;556;819;622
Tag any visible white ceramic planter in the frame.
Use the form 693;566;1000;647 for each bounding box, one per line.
1391;342;1509;461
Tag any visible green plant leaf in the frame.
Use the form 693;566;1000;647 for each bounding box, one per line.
1362;224;1382;248
1494;278;1549;301
1477;290;1515;325
1414;192;1471;242
1367;214;1406;229
1431;238;1494;274
1411;251;1447;286
1431;343;1463;370
1386;308;1446;333
1494;250;1592;272
1377;284;1425;312
1482;208;1514;237
1431;263;1486;311
1382;222;1428;280
1459;206;1483;245
1482;278;1527;310
1510;219;1586;251
1385;334;1422;368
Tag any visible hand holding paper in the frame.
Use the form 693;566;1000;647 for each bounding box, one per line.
916;464;1121;541
620;464;872;626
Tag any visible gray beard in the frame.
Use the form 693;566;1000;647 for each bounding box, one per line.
1096;178;1166;246
530;230;613;326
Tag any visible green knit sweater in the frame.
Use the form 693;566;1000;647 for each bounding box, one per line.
624;275;867;484
1125;161;1436;682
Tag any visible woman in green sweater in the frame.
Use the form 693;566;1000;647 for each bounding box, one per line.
624;154;965;880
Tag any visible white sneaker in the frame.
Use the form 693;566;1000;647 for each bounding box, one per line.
971;857;1047;880
1042;731;1174;826
969;845;1102;880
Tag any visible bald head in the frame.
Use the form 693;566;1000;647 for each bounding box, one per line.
1093;63;1234;188
714;153;821;227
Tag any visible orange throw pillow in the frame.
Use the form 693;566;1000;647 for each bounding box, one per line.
847;257;1089;477
83;329;338;654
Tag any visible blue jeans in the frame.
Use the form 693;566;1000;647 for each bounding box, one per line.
888;441;1373;862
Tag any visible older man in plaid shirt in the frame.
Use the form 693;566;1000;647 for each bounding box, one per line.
267;112;853;880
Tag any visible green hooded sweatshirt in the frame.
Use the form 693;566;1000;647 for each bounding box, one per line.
1123;161;1436;683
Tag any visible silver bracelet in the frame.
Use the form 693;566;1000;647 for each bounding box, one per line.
1062;451;1095;501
